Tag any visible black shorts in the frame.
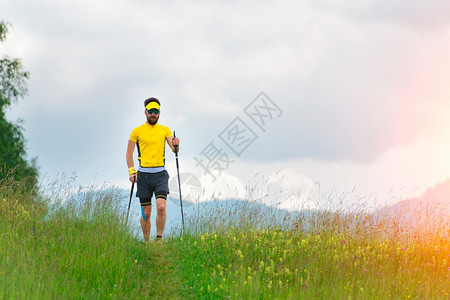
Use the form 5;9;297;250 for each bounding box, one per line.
136;170;169;206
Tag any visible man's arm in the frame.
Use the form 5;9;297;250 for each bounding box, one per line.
126;139;137;182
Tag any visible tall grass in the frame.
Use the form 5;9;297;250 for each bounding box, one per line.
171;226;448;299
1;174;448;299
169;187;449;299
0;175;184;299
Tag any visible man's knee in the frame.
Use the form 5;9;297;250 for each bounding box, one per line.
155;191;167;213
156;200;166;213
141;205;151;220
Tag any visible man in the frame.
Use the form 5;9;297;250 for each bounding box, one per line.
126;97;180;241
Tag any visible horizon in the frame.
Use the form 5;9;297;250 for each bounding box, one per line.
40;176;449;237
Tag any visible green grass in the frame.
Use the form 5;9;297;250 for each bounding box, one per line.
1;175;448;299
171;228;448;299
0;176;184;299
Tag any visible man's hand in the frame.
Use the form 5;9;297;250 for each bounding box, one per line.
172;137;180;148
129;175;137;183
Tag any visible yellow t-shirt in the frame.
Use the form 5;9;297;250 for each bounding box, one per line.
129;123;172;168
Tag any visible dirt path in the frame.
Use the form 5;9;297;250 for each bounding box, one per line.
143;240;188;299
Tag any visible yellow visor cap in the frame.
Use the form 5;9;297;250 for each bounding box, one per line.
145;102;160;110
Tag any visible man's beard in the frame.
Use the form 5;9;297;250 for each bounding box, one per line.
147;115;159;125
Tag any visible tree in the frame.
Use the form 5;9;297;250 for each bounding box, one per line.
0;21;38;187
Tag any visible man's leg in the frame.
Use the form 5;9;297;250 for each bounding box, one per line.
140;204;152;241
155;197;167;237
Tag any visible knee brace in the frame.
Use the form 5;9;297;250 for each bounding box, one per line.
141;206;147;221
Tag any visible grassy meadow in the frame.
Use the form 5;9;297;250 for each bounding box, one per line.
0;175;448;299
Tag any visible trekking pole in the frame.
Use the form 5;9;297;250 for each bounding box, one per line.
126;175;135;225
173;131;185;229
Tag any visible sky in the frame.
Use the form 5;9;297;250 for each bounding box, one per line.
2;0;450;212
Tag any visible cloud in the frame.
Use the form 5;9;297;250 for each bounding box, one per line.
312;0;450;30
198;172;246;201
3;0;449;209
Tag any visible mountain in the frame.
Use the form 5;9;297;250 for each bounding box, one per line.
57;178;450;238
375;179;450;229
123;193;303;237
390;179;450;215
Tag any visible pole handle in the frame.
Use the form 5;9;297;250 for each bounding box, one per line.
173;131;179;154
